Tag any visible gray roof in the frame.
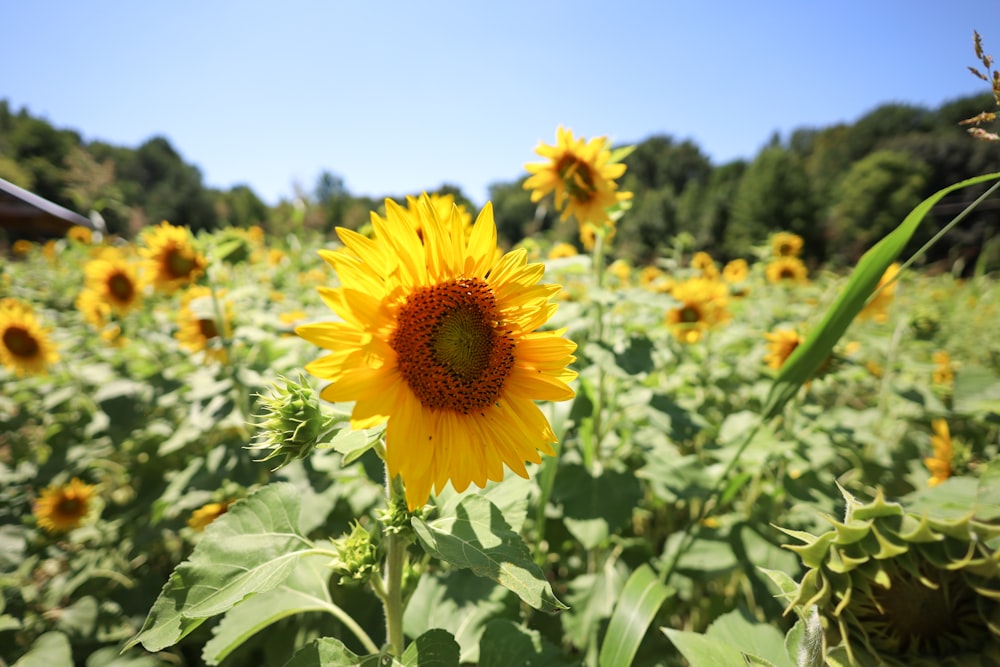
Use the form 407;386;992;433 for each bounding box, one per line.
0;177;94;236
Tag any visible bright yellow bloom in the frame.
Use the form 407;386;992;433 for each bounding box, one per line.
174;285;231;363
12;239;33;256
932;350;954;387
665;278;731;344
81;248;143;315
764;328;803;370
139;221;207;292
547;242;578;260
690;251;719;279
771;231;804;257
639;265;672;292
578;221;617;251
722;258;749;283
858;262;901;323
524;126;632;227
34;478;96;533
925;419;953;487
247;225;265;244
0;299;59;376
297;195;578;510
608;258;632;287
406;193;473;236
66;225;93;244
188;500;233;531
765;256;808;284
75;288;112;329
266;248;287;266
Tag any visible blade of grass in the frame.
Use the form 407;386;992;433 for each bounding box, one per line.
597;564;671;667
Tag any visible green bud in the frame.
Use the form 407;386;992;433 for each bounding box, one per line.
248;375;331;469
331;521;381;584
910;310;941;340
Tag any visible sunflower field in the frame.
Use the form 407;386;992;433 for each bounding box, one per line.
4;116;1000;667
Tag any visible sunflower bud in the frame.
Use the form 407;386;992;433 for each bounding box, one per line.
777;486;1000;666
330;521;381;585
909;309;941;340
249;375;331;468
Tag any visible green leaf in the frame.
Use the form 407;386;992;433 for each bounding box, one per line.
661;627;749;667
403;568;514;664
703;609;794;667
434;475;531;535
762;171;1000;420
411;494;566;613
953;365;1000;415
552;463;643;549
202;553;335;665
86;647;166;667
282;637;384;667
323;427;375;465
479;619;578;667
562;565;627;649
401;628;461;667
597;564;671;667
126;483;314;652
12;632;72;667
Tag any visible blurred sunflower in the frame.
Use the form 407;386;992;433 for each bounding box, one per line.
925;419;953;487
66;225;93;244
81;248;143;315
547;242;578;260
722;258;749;283
932;350;954;387
765;256;808;284
34;478;96;533
139;221;207;292
524;125;631;227
690;251;719;279
0;298;59;376
297;195;578;510
665;277;730;344
188;500;233;531
175;285;232;363
607;258;632;287
12;239;33;256
763;328;803;370
639;265;672;292
770;231;803;257
859;262;901;323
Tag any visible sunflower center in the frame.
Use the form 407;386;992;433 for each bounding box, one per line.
679;305;702;323
166;248;197;279
391;277;515;414
198;318;219;339
557;156;596;203
3;326;40;358
57;497;84;517
108;272;135;302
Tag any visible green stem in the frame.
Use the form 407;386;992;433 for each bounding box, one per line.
382;470;407;656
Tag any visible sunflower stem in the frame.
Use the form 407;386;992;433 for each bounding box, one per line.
382;468;407;657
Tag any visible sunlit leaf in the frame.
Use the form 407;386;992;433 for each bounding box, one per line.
598;564;671;667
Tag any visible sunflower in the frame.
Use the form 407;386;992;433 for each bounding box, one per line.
12;239;33;256
524;126;632;227
722;258;749;283
770;231;804;257
765;256;808;284
174;285;232;363
547;242;578;260
296;195;578;510
66;225;93;244
406;193;473;236
33;478;96;533
0;299;59;376
607;258;632;287
859;262;901;323
188;500;233;531
81;248;143;315
932;350;954;387
139;221;208;292
690;251;719;279
665;277;730;344
925;419;953;487
639;265;672;292
763;328;803;370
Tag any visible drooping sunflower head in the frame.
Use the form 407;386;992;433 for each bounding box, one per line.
82;247;144;314
33;478;96;533
765;256;809;285
297;194;578;509
0;298;59;377
174;285;232;364
770;231;804;258
665;277;731;344
779;487;1000;666
139;221;208;292
764;328;803;370
523;126;632;227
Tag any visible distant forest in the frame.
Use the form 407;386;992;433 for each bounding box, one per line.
1;94;998;268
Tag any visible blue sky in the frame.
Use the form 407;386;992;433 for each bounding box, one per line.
2;1;998;207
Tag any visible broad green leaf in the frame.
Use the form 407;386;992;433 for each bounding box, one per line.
126;483;314;652
403;568;514;664
552;463;643;549
12;632;72;667
763;171;1000;420
703;609;793;667
411;494;566;613
953;365;1000;415
401;628;461;667
85;647;166;667
202;553;336;665
434;475;531;535
323;427;375;465
661;627;749;667
479;619;577;667
282;637;385;667
598;564;671;667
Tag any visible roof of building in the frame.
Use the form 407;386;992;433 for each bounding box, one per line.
0;177;93;237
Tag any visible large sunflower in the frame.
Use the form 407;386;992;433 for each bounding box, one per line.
297;195;578;509
139;221;208;292
524;126;631;227
0;298;59;376
34;478;96;533
81;248;143;315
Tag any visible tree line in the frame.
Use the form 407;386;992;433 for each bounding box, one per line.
1;94;997;268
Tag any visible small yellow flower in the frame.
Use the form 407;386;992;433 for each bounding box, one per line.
12;239;33;256
174;286;232;363
858;263;901;324
765;256;808;284
608;258;632;287
139;221;208;292
42;239;58;261
639;265;671;291
722;258;749;283
665;278;730;344
266;248;287;266
66;225;93;244
547;242;578;260
770;231;804;257
524;126;632;228
188;500;233;531
0;299;59;376
763;328;803;370
34;478;96;533
925;419;953;487
690;251;719;279
932;350;955;387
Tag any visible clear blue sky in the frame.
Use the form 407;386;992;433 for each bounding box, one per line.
2;1;998;207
